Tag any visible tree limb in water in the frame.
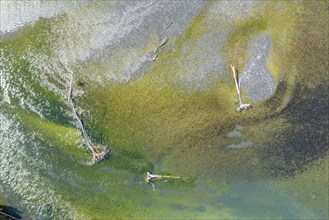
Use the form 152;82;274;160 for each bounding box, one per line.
145;172;196;191
145;172;181;183
67;73;110;163
230;64;251;112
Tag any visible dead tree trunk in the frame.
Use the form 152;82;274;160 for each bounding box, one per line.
67;73;110;163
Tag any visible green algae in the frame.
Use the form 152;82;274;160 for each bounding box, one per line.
0;3;238;218
76;0;327;183
225;18;267;70
175;5;210;49
263;0;329;213
18;111;83;155
0;104;86;159
81;81;236;154
0;18;72;126
75;0;302;180
0;197;7;206
1;1;328;219
259;6;328;216
271;153;329;218
56;164;230;219
223;0;302;92
0;18;53;55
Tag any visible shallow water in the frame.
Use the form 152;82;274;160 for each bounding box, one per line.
0;1;328;219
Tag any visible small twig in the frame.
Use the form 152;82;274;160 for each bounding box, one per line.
160;21;173;35
230;64;251;112
231;64;242;105
67;72;73;104
152;49;159;61
151;37;169;62
150;182;155;191
153;47;159;54
152;21;171;61
159;37;169;48
164;21;173;30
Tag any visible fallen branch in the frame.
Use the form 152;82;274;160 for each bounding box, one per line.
67;73;110;163
145;172;181;183
152;48;159;61
230;64;251;112
164;21;173;30
158;37;169;48
160;21;173;36
145;172;185;191
152;33;170;62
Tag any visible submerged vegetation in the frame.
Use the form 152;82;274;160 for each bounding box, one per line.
0;0;328;219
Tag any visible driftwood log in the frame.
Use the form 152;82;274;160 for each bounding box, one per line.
68;73;110;163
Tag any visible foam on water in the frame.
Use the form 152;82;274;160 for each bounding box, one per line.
50;1;206;84
0;111;83;219
0;1;87;35
1;1;207;111
0;48;52;118
241;33;277;102
1;1;327;219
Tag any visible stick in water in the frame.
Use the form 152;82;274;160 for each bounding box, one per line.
67;72;110;163
160;21;173;35
145;172;181;185
164;21;173;30
159;37;169;48
230;64;251;112
152;48;159;61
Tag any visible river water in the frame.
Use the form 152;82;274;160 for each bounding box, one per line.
0;1;328;219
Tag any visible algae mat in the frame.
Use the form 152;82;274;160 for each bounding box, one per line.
0;1;328;219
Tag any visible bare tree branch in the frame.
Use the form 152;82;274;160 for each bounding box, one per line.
159;37;169;48
152;22;172;61
67;72;110;163
152;48;159;61
145;172;181;183
230;64;251;112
